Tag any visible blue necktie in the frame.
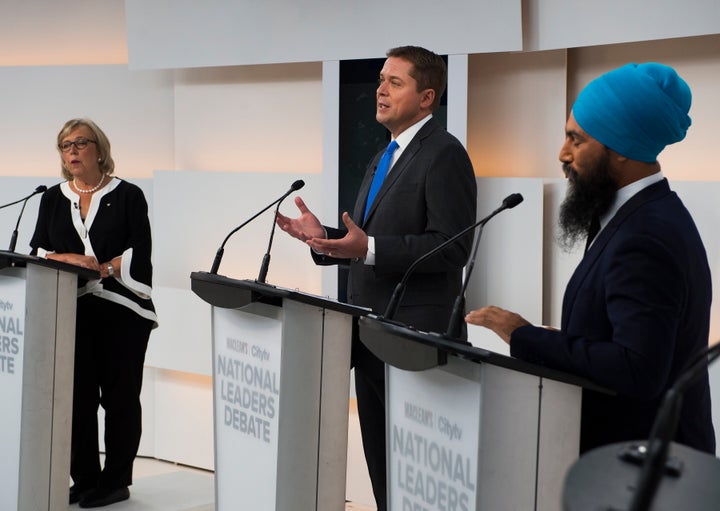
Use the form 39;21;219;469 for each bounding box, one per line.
363;140;399;221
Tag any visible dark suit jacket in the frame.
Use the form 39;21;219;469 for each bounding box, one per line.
511;179;715;454
314;117;477;361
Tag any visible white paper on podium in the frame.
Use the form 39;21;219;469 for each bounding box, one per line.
212;307;282;510
0;272;26;511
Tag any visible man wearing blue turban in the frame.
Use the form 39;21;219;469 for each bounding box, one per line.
466;63;716;455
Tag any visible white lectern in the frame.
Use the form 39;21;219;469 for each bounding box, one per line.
191;271;370;511
358;315;609;511
0;250;97;511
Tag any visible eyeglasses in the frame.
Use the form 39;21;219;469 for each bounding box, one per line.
59;138;97;152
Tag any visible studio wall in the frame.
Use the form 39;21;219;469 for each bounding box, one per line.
1;1;720;500
124;0;522;68
0;65;174;179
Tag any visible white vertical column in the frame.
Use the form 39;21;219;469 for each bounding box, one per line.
447;54;469;148
321;60;340;300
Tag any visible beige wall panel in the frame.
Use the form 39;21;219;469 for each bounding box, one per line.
0;65;174;179
173;64;323;175
468;50;567;178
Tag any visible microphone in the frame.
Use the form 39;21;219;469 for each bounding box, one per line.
0;185;48;210
621;340;720;511
383;193;523;322
257;179;305;283
444;193;524;338
4;185;48;252
209;179;305;275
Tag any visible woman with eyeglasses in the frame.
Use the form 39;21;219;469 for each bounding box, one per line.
29;118;157;508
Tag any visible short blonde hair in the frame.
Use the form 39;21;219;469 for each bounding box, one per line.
57;118;115;180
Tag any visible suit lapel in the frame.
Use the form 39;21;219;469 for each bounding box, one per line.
360;119;438;226
562;179;671;323
355;153;382;223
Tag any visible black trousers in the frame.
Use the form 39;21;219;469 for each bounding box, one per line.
352;334;388;511
351;309;463;511
70;295;152;490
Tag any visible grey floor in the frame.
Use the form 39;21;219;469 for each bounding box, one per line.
66;455;375;511
67;458;214;511
65;401;376;510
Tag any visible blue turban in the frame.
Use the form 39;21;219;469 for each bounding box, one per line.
571;63;692;163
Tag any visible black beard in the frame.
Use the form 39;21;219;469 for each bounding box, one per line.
557;152;617;252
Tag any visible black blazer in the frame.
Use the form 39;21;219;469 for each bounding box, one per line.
511;179;715;454
315;117;477;334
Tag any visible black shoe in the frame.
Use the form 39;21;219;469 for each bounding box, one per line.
78;486;130;508
69;485;94;505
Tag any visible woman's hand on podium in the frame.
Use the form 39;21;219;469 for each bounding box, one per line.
46;252;100;271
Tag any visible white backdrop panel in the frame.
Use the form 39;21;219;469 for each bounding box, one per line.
525;0;720;51
466;177;543;319
152;170;323;293
153;369;214;470
465;177;543;352
146;286;212;376
125;0;522;69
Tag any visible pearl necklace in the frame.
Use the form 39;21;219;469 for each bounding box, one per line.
73;174;106;194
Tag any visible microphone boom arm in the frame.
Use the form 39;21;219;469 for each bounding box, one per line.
209;202;280;274
444;222;486;338
5;185;47;252
257;180;306;282
256;201;282;283
209;179;305;275
383;193;523;321
8;199;30;252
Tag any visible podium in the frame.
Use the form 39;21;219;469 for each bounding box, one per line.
0;251;98;511
358;315;609;511
190;271;370;511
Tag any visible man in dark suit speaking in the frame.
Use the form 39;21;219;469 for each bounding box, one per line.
276;46;477;510
466;62;716;456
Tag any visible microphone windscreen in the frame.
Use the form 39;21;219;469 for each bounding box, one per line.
502;193;524;209
291;179;305;191
35;185;48;193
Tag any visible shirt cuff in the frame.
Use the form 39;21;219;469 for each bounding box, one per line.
364;236;375;265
